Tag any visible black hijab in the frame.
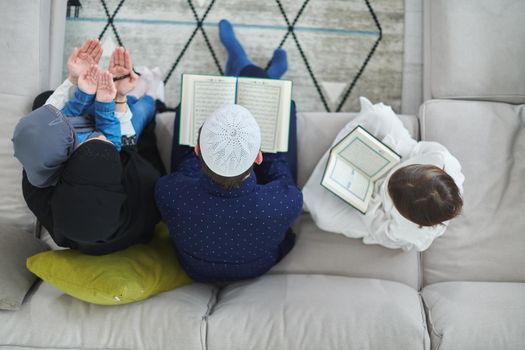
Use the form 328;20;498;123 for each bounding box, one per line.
28;140;162;255
51;140;126;247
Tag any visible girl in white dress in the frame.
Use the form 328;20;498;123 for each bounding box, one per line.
302;97;464;251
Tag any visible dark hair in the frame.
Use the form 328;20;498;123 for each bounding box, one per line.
388;164;463;227
197;128;254;190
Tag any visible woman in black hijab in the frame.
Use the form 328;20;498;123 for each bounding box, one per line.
20;40;164;255
22;126;161;255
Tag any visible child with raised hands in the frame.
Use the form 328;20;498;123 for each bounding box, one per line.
12;63;121;187
46;39;160;148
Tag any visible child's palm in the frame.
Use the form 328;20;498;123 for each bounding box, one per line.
96;71;117;102
67;39;102;82
78;65;98;94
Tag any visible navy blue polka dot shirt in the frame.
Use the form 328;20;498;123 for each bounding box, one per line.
155;151;303;283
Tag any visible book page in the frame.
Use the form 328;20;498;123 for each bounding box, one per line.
339;138;390;178
321;155;372;213
321;126;401;213
179;74;236;145
333;127;401;181
237;78;292;152
331;158;371;202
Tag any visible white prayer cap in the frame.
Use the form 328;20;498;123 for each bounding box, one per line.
200;104;261;177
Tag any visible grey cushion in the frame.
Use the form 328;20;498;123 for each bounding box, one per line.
0;94;35;232
207;274;429;350
155;111;420;189
0;225;47;310
420;100;525;285
271;213;420;289
155;111;176;173
422;282;525;350
423;0;525;103
0;281;216;349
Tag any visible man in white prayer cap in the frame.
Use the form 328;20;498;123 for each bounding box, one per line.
155;21;301;283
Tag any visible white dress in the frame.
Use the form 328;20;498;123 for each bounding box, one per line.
302;97;465;251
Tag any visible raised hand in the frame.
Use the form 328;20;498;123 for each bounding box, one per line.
67;39;103;84
96;71;117;103
108;47;138;96
77;64;99;95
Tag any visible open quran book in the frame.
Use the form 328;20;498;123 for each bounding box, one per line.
179;74;292;153
321;126;401;213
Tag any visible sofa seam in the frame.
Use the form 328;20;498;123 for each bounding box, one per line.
417;292;430;350
419;102;427;141
200;286;219;350
417;251;423;292
420;291;443;350
423;0;431;101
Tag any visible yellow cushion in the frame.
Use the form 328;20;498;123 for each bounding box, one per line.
26;223;192;305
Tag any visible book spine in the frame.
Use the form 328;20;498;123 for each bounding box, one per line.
234;76;239;104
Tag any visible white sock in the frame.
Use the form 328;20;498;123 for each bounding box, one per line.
128;67;149;99
152;67;165;102
145;67;163;100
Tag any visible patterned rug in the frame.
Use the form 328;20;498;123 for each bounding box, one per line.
64;0;404;112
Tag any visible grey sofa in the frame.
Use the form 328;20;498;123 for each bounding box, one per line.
1;0;524;349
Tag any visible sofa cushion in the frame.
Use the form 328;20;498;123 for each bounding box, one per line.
0;94;35;232
155;111;420;189
0;281;216;350
420;100;525;284
0;225;47;310
422;281;525;350
155;111;176;172
271;213;420;289
207;274;429;350
423;0;525;103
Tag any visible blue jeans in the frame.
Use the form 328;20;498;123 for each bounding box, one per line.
127;95;156;139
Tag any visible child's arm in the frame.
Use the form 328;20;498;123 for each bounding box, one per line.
109;47;139;138
61;65;99;118
410;141;465;193
114;97;136;137
45;78;76;110
254;152;296;186
94;71;121;150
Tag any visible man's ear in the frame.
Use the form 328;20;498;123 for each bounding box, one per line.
255;151;263;165
194;144;200;156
